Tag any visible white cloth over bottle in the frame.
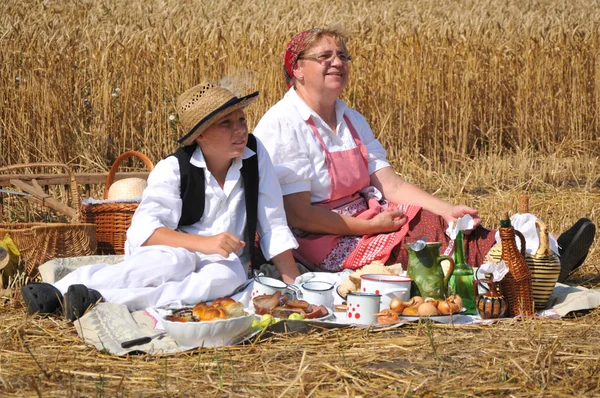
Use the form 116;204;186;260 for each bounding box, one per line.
493;213;559;255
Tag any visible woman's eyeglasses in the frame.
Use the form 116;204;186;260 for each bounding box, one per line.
299;51;352;64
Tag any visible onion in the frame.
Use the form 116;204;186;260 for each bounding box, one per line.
424;297;439;308
447;294;463;309
407;296;424;308
376;309;400;324
418;302;440;316
437;300;452;315
389;298;406;314
402;306;419;316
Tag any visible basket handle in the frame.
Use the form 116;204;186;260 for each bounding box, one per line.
0;163;81;222
104;151;154;199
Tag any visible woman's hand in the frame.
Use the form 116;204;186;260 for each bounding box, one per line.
441;205;482;231
368;210;408;234
196;233;246;257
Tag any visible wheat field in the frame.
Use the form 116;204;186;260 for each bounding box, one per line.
1;0;600;396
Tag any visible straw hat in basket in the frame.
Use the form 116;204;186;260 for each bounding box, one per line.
176;81;259;146
107;178;148;200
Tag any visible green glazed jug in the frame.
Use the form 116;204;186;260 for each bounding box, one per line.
406;242;455;300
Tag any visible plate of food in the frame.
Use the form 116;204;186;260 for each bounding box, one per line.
161;297;254;349
399;308;467;323
381;296;468;324
252;291;333;322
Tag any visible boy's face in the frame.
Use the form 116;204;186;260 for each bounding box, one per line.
196;108;248;160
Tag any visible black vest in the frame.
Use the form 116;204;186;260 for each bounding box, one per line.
170;134;260;269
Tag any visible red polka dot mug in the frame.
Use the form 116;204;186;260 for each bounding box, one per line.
346;292;381;325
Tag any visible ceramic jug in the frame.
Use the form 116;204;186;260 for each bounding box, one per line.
406;242;455;300
473;278;507;319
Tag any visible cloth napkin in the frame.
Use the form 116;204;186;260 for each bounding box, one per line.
494;213;559;255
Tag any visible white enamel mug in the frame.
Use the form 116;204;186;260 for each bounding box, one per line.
300;281;334;309
250;276;288;301
346;292;381;325
360;274;412;311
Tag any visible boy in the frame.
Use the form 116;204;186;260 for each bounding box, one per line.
22;82;301;320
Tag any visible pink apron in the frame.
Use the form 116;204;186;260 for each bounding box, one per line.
292;115;421;271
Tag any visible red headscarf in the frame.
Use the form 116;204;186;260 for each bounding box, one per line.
283;29;321;88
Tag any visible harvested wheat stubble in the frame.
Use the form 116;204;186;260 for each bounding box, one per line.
1;0;600;395
2;277;600;396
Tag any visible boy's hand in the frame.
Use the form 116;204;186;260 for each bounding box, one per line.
198;233;246;257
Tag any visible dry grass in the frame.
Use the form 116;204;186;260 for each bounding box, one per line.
1;189;599;397
2;0;600;396
2;286;600;396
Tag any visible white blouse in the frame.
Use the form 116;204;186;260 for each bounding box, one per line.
253;88;391;203
125;137;298;265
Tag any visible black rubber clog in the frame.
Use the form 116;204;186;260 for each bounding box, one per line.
21;282;63;315
64;284;104;321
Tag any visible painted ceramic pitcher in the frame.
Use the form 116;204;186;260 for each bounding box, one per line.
473;278;507;319
406;242;455;300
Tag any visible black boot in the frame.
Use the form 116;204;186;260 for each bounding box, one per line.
557;218;596;283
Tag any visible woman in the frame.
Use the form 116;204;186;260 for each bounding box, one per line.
22;81;301;320
253;27;595;275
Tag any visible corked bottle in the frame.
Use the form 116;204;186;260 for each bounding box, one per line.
498;211;535;317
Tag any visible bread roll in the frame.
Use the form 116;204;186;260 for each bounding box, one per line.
201;307;227;321
192;302;209;319
221;301;245;318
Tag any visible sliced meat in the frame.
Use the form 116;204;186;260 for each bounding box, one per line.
304;305;329;319
285;299;310;310
271;306;306;319
253;291;282;314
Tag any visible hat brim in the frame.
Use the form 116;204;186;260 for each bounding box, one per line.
179;91;259;146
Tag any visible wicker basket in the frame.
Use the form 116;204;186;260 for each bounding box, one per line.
0;163;97;279
81;151;154;255
497;218;535;317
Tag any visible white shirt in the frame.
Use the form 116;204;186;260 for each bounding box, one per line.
253;88;391;203
125;137;298;264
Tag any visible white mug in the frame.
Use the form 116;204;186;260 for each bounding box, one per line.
346;292;381;325
300;281;334;309
360;274;412;311
250;276;288;301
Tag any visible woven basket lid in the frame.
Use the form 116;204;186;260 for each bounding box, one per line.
107;178;147;200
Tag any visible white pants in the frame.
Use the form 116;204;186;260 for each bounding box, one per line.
53;246;248;312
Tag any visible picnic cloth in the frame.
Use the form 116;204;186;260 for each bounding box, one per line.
39;255;125;283
40;256;600;356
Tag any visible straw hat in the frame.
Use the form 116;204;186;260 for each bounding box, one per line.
107;178;148;200
176;81;259;146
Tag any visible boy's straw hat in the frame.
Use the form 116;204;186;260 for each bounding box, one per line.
176;82;259;146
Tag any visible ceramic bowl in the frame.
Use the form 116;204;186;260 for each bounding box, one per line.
162;309;254;349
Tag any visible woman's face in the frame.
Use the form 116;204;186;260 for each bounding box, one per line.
296;35;349;97
196;108;248;161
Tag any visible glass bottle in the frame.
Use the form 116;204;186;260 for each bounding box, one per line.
448;231;476;314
